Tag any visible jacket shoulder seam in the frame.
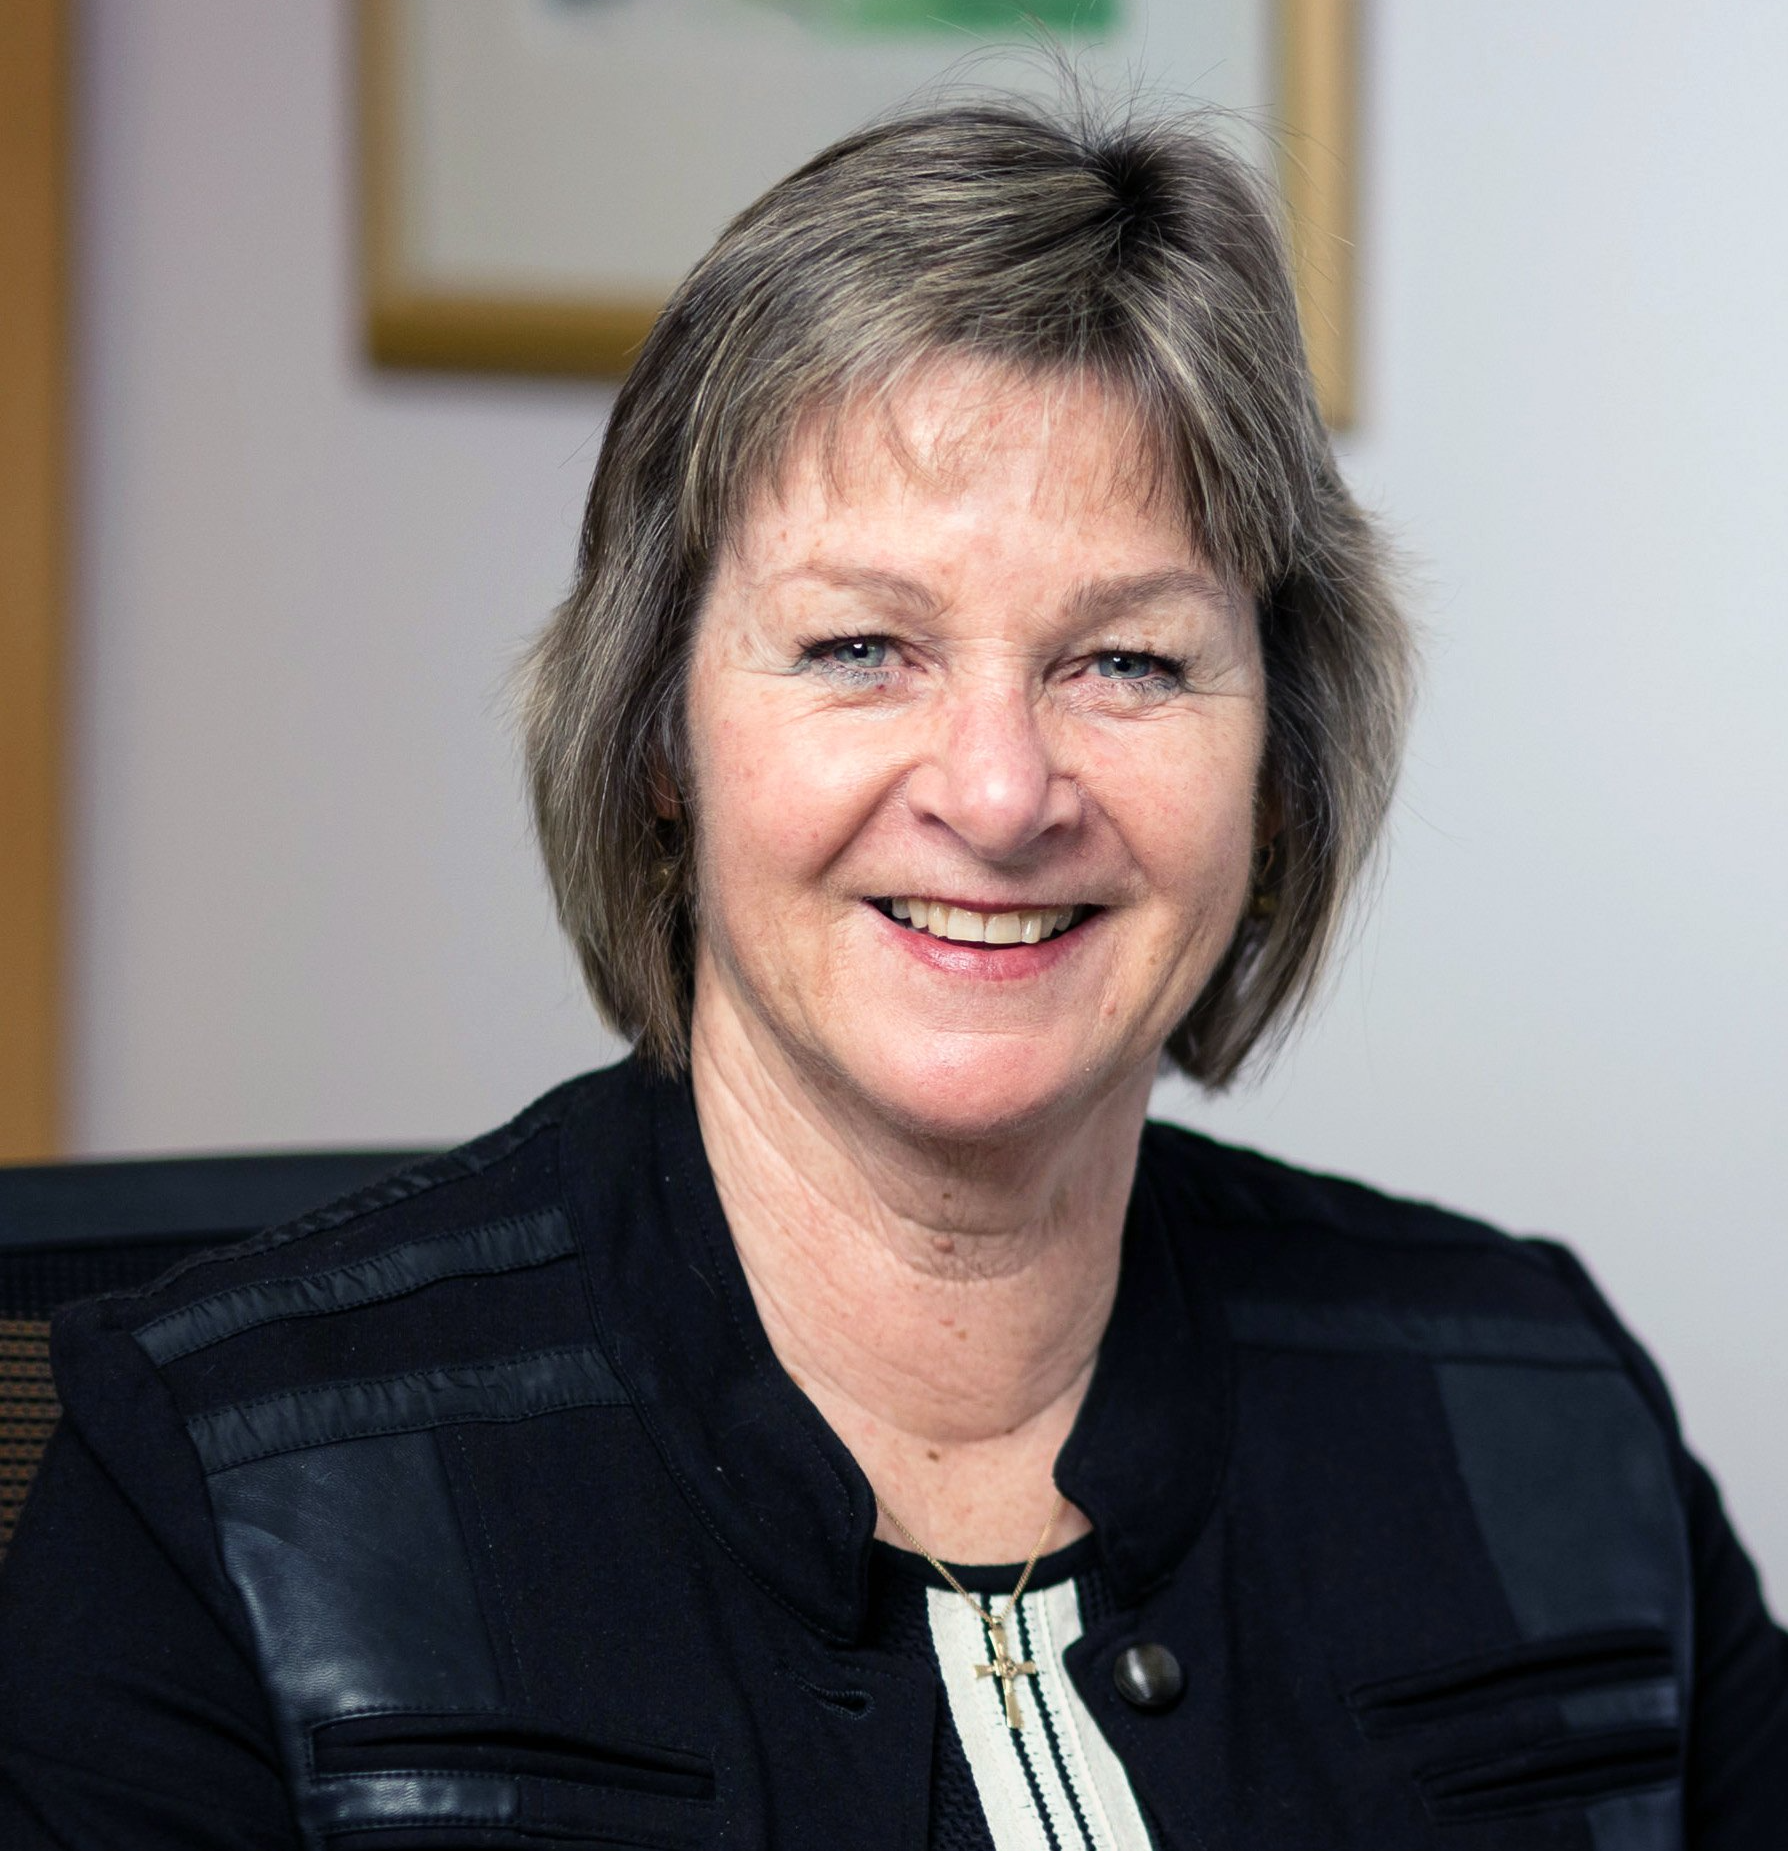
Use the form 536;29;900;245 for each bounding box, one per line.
130;1206;576;1364
79;1110;568;1324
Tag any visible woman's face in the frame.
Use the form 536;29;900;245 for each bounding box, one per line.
685;360;1267;1141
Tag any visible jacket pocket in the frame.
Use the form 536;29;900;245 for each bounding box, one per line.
311;1709;715;1801
1417;1725;1680;1823
1348;1627;1675;1737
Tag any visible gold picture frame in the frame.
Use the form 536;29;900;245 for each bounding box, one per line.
0;0;67;1161
359;0;1357;427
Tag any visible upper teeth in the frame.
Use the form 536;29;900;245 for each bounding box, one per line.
889;898;1079;944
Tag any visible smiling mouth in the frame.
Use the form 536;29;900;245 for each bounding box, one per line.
870;897;1097;945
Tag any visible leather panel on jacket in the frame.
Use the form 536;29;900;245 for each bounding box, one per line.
185;1343;625;1473
209;1432;503;1842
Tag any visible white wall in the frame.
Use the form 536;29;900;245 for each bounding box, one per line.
72;1;1786;1600
72;0;624;1154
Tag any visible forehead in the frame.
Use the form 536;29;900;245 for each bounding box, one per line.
732;358;1189;561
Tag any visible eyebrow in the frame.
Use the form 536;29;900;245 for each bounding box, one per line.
765;563;936;610
768;562;1234;623
1064;567;1235;624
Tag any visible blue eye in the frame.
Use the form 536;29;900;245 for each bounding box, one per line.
827;638;887;668
1097;651;1156;680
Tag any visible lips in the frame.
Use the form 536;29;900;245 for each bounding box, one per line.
870;897;1096;945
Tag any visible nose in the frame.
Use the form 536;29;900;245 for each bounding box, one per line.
904;677;1081;861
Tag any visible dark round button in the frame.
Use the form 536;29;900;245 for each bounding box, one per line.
1113;1643;1184;1711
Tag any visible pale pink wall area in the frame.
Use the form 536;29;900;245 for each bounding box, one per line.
71;0;626;1155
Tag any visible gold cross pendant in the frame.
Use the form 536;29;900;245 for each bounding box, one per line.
975;1617;1040;1729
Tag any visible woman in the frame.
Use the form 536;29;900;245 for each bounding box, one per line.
1;98;1783;1849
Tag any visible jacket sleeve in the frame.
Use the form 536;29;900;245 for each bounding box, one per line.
1677;1451;1788;1842
1531;1238;1788;1845
0;1312;298;1848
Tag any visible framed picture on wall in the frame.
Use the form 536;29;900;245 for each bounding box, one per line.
359;0;1355;424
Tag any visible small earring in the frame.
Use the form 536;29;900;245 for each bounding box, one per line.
649;820;685;902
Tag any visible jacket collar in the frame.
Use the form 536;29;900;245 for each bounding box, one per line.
562;1057;1231;1645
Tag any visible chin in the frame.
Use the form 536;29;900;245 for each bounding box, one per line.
828;1029;1122;1146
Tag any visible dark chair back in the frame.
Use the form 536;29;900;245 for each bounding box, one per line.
0;1149;434;1561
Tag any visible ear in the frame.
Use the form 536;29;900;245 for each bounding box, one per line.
646;746;683;825
1252;774;1283;850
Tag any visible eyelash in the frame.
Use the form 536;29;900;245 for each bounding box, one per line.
796;636;1190;695
797;637;901;687
1094;651;1188;692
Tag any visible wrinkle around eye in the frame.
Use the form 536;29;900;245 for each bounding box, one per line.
1056;655;1186;708
795;634;912;692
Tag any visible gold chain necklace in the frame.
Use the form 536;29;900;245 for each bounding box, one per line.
879;1490;1066;1730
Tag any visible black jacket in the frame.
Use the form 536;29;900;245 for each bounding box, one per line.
1;1057;1783;1848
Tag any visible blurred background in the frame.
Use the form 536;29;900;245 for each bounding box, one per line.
2;0;1783;1597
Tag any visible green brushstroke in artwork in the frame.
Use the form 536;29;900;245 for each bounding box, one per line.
751;1;1118;36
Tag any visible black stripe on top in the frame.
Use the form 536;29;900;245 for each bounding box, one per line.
1018;1595;1097;1850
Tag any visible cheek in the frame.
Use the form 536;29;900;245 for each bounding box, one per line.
689;677;894;907
1091;720;1263;905
695;727;798;909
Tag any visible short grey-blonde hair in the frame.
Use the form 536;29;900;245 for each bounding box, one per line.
522;95;1412;1088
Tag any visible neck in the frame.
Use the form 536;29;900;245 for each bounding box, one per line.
688;970;1153;1563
